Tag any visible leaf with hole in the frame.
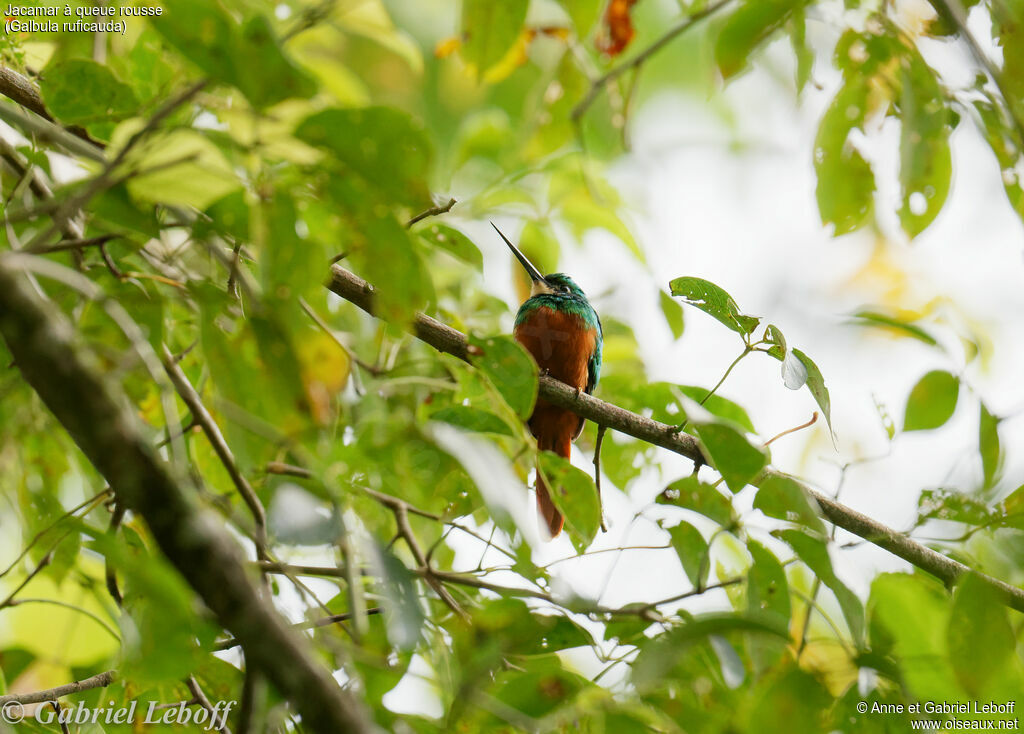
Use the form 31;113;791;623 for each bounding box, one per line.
670;277;760;336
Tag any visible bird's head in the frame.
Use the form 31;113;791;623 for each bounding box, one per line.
491;222;587;301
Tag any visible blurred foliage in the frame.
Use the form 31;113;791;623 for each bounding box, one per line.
0;0;1022;731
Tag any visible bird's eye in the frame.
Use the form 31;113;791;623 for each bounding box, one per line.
559;285;569;293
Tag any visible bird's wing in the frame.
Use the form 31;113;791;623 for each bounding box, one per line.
585;315;603;395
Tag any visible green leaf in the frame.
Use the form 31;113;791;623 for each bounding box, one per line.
197;190;250;242
903;370;959;432
716;0;804;79
632;612;789;690
992;2;1024;163
754;474;824;534
669;276;760;337
474;599;594;655
539;452;600;552
668;520;709;588
555;0;603;36
261;191;325;298
980;402;1002;489
814;77;876;235
869;572;959;700
747;541;790;622
777;529;864;646
746;540;791;672
367;542;425;651
468;334;538;420
492;657;589;718
232;14;317;108
417;223;483;270
678;386;756;432
150;0;238;89
657;475;737;529
848;309;938;346
659;290;685;339
460;0;530;78
745;668;831;734
430;405;513;436
694;421;768;493
346;206;434;325
973;94;1024;221
898;50;953;237
792;348;832;433
112;124;242;210
296;107;433;207
41;59;138;130
916;488;996;527
948;574;1015;697
790;6;813;92
152;3;313;109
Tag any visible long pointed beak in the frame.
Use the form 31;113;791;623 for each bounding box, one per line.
491;222;544;283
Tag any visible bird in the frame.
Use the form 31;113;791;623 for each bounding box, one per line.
492;222;603;538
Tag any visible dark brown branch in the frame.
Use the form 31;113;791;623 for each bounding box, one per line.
0;256;376;734
326;263;1024;614
0;671;116;706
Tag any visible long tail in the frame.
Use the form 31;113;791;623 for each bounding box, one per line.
536;424;573;538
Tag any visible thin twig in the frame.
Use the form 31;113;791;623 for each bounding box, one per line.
161;346;269;562
6;598;121;641
593;424;608;532
765;412;818;446
0;489;110;580
186;676;233;734
0;671;116;706
26;234;122;254
572;0;735;122
214;609;384;651
405;197;456;228
393;502;469;621
0;551;52;610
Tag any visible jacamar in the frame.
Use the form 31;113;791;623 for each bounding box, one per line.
492;223;603;538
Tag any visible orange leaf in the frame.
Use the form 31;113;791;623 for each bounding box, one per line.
596;0;639;57
435;36;463;59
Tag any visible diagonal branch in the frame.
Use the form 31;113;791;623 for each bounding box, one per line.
326;263;1024;614
572;0;735;122
0;255;376;734
0;671;116;706
161;347;269;561
0;66;101;147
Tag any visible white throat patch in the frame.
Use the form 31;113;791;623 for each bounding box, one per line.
530;280;554;297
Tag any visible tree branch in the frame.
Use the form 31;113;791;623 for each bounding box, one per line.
406;197;457;227
326;263;1024;614
161;347;269;561
0;65;102;148
0;671;116;706
0;255;377;734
